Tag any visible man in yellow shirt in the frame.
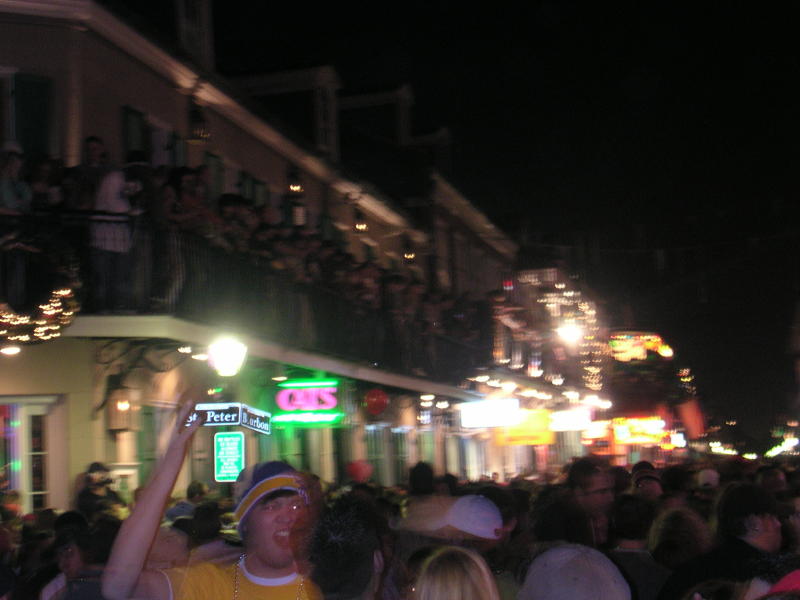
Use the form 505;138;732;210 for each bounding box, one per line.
102;393;321;600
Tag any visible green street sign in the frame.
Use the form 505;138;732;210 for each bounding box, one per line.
214;431;245;482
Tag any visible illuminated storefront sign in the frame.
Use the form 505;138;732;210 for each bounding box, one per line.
612;417;666;445
549;406;592;432
460;398;521;429
273;379;344;426
495;409;554;446
214;431;245;482
609;332;673;362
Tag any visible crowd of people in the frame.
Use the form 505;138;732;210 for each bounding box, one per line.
2;396;800;598
0;138;491;378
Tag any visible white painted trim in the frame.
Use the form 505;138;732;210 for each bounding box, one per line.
64;316;483;402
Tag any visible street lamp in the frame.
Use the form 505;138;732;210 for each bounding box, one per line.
208;337;248;377
556;323;583;345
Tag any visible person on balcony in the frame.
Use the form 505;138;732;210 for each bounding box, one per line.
0;142;32;216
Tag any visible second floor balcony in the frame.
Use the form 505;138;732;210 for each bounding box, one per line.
0;212;492;385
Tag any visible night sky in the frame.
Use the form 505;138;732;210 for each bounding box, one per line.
122;2;800;441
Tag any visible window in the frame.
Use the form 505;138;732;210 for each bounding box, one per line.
0;398;58;513
239;171;254;200
1;71;51;161
29;414;46;509
253;181;269;207
366;425;390;486
391;428;410;485
14;73;51;160
171;133;187;167
122;106;150;160
417;429;434;465
204;152;224;200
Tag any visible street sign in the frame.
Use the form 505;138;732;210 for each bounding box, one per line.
214;431;245;482
241;405;271;435
194;402;242;427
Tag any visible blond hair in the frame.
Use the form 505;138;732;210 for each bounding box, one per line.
414;546;500;600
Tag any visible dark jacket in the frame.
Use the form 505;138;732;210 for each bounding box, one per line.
657;537;768;600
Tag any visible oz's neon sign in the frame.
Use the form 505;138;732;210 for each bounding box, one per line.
274;379;344;426
276;379;339;411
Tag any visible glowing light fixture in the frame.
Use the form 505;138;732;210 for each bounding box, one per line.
208;337;248;377
0;345;21;356
500;381;517;392
177;345;192;354
420;394;435;401
191;352;208;361
474;375;490;383
435;400;450;409
657;344;674;358
556;323;583;344
460;398;521;428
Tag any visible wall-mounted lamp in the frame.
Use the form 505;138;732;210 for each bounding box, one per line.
354;207;369;233
208;337;248;377
187;98;210;144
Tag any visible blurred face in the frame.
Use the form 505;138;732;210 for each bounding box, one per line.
86;141;104;164
245;491;306;576
57;543;85;579
635;478;663;502
575;472;614;517
760;513;782;553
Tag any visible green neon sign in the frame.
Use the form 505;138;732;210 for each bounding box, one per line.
277;379;339;389
214;431;245;482
272;411;345;424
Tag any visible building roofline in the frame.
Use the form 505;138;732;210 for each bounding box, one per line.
431;172;518;260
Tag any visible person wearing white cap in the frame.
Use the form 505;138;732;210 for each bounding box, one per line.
102;392;322;600
518;544;631;600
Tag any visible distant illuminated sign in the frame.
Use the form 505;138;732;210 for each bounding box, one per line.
214;432;245;482
460;398;521;429
612;416;666;445
609;332;672;362
495;409;554;446
549;407;592;432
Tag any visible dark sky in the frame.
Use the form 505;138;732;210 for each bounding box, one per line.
121;1;800;440
213;2;800;440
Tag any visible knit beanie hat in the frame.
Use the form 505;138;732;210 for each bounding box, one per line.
233;461;303;533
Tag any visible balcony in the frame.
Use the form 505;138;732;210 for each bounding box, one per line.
0;212;489;384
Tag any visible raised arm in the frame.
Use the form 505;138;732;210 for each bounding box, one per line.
102;392;203;600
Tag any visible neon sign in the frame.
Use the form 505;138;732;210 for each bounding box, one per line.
276;388;338;411
273;379;342;427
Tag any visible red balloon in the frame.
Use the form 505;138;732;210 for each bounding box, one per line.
364;388;389;416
